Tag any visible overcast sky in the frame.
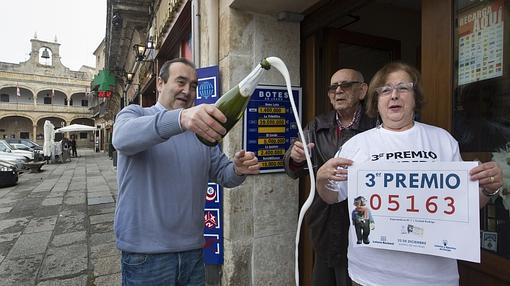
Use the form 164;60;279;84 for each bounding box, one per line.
0;0;106;71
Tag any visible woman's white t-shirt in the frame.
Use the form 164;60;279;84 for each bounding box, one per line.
334;122;462;286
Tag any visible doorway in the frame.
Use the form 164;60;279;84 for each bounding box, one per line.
300;1;421;284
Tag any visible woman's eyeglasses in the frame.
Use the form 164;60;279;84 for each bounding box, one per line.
328;81;363;93
375;82;414;96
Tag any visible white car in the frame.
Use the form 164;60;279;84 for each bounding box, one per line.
0;152;27;170
11;143;34;151
0;140;34;160
10;143;44;161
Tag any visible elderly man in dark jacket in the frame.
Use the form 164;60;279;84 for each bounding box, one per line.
284;68;376;286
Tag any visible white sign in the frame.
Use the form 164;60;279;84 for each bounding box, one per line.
348;161;480;262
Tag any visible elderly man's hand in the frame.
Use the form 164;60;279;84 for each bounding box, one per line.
290;140;315;163
234;150;260;175
180;104;226;143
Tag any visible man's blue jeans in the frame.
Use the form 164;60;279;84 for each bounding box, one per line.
121;249;205;286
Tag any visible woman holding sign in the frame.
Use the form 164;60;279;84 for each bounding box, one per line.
316;62;503;286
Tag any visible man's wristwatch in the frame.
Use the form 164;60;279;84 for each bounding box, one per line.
481;186;504;197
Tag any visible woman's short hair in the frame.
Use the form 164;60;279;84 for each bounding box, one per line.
366;62;424;118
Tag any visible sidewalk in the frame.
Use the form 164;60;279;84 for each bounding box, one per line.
0;149;120;285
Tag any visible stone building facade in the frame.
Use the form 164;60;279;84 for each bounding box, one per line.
104;1;299;285
103;1;510;285
0;38;97;147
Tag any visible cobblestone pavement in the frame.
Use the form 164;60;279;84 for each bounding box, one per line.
0;149;120;286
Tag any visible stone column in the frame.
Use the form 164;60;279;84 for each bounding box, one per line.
32;125;37;141
217;7;301;286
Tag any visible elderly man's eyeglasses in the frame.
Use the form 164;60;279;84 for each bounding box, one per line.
375;82;415;96
328;81;363;93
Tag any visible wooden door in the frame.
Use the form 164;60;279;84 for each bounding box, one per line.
300;28;401;286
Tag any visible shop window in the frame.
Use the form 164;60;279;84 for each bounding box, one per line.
180;32;192;60
0;94;9;102
81;100;88;106
79;132;87;139
20;132;29;139
453;0;510;260
44;97;52;104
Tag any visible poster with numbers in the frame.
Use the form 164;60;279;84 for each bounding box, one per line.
457;0;504;85
243;85;302;174
347;161;480;262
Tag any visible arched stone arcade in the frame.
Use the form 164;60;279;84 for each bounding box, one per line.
0;115;33;140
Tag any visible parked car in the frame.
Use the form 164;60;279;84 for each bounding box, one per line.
0;160;18;187
9;143;45;161
10;143;33;151
0;152;27;171
0;140;34;160
5;138;43;151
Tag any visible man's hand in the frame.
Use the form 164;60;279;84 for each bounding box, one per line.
290;140;315;163
233;150;260;175
180;104;227;143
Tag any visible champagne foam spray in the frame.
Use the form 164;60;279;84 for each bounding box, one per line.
266;57;314;286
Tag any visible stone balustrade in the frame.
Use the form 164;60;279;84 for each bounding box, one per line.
0;103;90;114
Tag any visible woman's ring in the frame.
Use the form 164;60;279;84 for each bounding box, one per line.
490;176;494;183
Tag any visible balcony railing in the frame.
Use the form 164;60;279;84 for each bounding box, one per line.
0;102;91;114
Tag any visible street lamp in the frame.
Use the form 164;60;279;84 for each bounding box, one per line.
133;44;147;62
147;37;154;50
133;42;154;62
126;72;134;84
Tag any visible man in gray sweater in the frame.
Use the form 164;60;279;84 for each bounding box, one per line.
113;58;259;286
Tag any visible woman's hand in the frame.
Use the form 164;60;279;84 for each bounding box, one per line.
316;157;353;204
470;161;503;207
470;161;503;192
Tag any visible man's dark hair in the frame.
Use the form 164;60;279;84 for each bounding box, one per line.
159;58;196;83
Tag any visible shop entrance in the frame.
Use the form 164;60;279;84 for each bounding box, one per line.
300;1;421;284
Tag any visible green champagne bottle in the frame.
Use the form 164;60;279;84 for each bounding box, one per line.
197;58;271;146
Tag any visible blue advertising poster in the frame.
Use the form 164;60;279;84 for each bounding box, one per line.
203;182;223;264
243;85;302;173
196;66;220;105
196;66;223;264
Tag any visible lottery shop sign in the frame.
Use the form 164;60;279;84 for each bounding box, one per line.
347;161;480;262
